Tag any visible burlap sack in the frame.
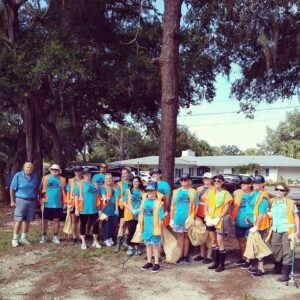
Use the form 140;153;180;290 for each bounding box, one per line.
188;217;208;246
131;224;143;243
63;209;72;235
161;226;181;264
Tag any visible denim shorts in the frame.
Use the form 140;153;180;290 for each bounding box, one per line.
235;225;251;239
14;198;36;222
144;235;161;245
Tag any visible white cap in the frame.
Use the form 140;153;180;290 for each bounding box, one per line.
50;164;61;172
203;172;213;179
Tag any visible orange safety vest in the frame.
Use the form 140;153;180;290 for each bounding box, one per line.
170;187;197;221
138;193;164;236
124;188;145;222
101;183;116;209
196;185;212;218
231;189;270;231
67;177;82;207
41;175;67;205
270;197;300;237
77;180;101;212
206;188;233;229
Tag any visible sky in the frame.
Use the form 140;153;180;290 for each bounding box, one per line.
154;0;300;150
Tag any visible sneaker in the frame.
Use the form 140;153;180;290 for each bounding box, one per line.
252;269;265;277
109;238;115;245
40;235;48;244
92;240;102;249
176;257;183;265
151;264;160;273
104;239;112;247
81;242;88;250
183;256;191;264
127;247;135;256
141;262;153;271
234;258;246;265
241;262;252;270
134;246;142;256
52;236;61;244
248;266;258;274
202;258;212;264
12;239;19;247
19;238;31;245
194;255;204;262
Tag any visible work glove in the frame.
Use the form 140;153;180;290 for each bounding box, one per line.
267;211;272;218
212;217;221;226
114;209;119;216
204;215;214;227
249;226;258;233
169;219;174;228
75;210;79;216
67;204;73;210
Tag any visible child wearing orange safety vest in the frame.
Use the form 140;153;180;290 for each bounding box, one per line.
170;173;199;265
39;164;67;244
139;181;165;273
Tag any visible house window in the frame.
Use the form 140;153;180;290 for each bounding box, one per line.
265;168;269;177
175;168;183;178
189;168;194;176
197;167;210;176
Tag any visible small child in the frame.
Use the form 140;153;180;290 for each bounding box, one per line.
139;181;164;273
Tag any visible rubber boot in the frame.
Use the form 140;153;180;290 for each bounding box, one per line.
269;262;282;274
122;234;129;250
215;251;226;272
115;236;122;253
208;248;220;270
277;265;291;282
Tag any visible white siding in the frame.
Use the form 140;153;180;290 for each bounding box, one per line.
277;167;300;181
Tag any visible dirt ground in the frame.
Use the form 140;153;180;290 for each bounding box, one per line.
1;204;300;300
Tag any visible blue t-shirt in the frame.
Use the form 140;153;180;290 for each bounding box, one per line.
40;176;63;208
10;171;38;199
172;188;199;226
74;181;99;214
100;185;116;217
236;192;268;228
129;189;143;220
115;181;130;200
92;173;105;188
157;181;171;196
142;198;164;241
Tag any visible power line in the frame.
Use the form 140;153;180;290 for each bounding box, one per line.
178;106;300;118
182;117;283;127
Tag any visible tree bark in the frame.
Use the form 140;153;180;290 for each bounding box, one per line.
157;0;183;186
119;124;125;160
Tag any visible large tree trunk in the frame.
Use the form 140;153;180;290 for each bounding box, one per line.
156;0;183;186
119;125;125;160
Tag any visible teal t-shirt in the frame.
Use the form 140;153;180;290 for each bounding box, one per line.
157;181;171;196
92;173;105;188
129;189;143;220
74;181;99;214
100;185;116;217
40;175;63;208
236;192;268;228
172;188;199;226
271;198;299;233
142;198;164;241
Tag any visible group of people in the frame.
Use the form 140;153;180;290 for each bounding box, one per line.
9;162;299;278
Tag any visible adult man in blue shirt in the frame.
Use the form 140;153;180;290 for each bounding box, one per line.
10;162;38;247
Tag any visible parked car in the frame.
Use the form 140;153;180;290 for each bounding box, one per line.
222;174;242;194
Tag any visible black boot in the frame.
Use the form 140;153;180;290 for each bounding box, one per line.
269;262;282;274
277;265;291;282
115;236;122;253
208;248;220;270
122;234;129;250
215;251;226;272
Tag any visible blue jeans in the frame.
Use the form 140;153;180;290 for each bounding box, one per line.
102;215;118;241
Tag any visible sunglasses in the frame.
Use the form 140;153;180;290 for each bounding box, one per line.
213;179;223;183
181;179;188;182
100;166;107;168
275;188;287;192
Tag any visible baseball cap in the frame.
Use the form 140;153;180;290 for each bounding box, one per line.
180;173;191;180
241;176;253;184
146;181;158;191
82;167;92;174
50;164;61;172
203;172;213;179
252;175;265;184
213;174;225;181
150;168;162;175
